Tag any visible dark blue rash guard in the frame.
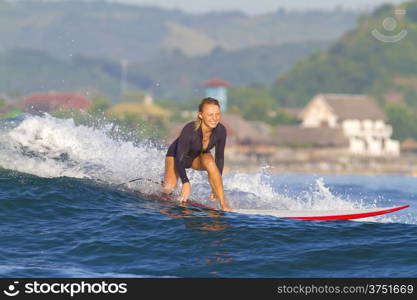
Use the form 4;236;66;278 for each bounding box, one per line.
166;121;227;184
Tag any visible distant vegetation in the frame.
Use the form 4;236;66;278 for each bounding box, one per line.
75;41;330;100
0;1;357;62
0;49;122;98
227;87;297;125
0;41;328;102
0;0;356;101
49;94;168;141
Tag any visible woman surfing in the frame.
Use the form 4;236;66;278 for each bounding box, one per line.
162;97;232;211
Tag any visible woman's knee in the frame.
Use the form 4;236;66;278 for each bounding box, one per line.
201;154;217;170
163;157;178;190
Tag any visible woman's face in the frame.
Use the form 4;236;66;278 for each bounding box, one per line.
199;104;221;130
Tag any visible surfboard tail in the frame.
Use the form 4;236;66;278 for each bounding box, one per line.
233;205;410;221
286;205;410;221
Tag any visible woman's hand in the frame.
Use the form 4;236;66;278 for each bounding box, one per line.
179;182;191;203
210;191;216;202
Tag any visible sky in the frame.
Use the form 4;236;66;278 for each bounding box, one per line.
114;0;406;15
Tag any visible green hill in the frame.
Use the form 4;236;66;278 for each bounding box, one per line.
74;41;330;100
271;2;417;107
0;40;328;101
0;0;357;63
0;0;357;101
0;48;121;98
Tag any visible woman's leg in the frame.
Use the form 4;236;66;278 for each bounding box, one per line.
162;156;179;194
191;153;230;210
191;155;216;199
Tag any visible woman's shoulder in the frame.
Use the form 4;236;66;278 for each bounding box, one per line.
181;121;196;133
217;123;227;135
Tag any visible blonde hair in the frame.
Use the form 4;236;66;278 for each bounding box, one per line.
194;97;221;131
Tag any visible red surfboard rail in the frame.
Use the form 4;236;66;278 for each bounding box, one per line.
285;205;410;221
187;200;216;210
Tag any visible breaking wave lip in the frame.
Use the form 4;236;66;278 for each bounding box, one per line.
0;114;413;224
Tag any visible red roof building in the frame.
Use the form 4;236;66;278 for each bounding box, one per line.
20;92;92;113
202;78;231;88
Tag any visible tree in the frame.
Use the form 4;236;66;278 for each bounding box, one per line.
120;90;147;103
89;96;112;115
228;86;296;124
385;104;417;141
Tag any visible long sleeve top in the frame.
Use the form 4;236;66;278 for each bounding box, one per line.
166;121;227;184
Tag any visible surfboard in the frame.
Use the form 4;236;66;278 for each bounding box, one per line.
180;198;409;221
233;205;410;221
136;191;409;221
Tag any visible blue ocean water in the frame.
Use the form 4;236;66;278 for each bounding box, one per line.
0;115;416;277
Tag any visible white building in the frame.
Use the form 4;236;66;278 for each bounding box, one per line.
299;93;400;156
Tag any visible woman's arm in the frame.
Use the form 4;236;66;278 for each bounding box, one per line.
214;125;227;175
175;123;193;184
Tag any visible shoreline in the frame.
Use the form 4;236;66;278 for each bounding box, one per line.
224;165;417;176
223;149;417;176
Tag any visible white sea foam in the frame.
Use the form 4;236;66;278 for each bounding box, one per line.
220;169;362;211
0;114;164;193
